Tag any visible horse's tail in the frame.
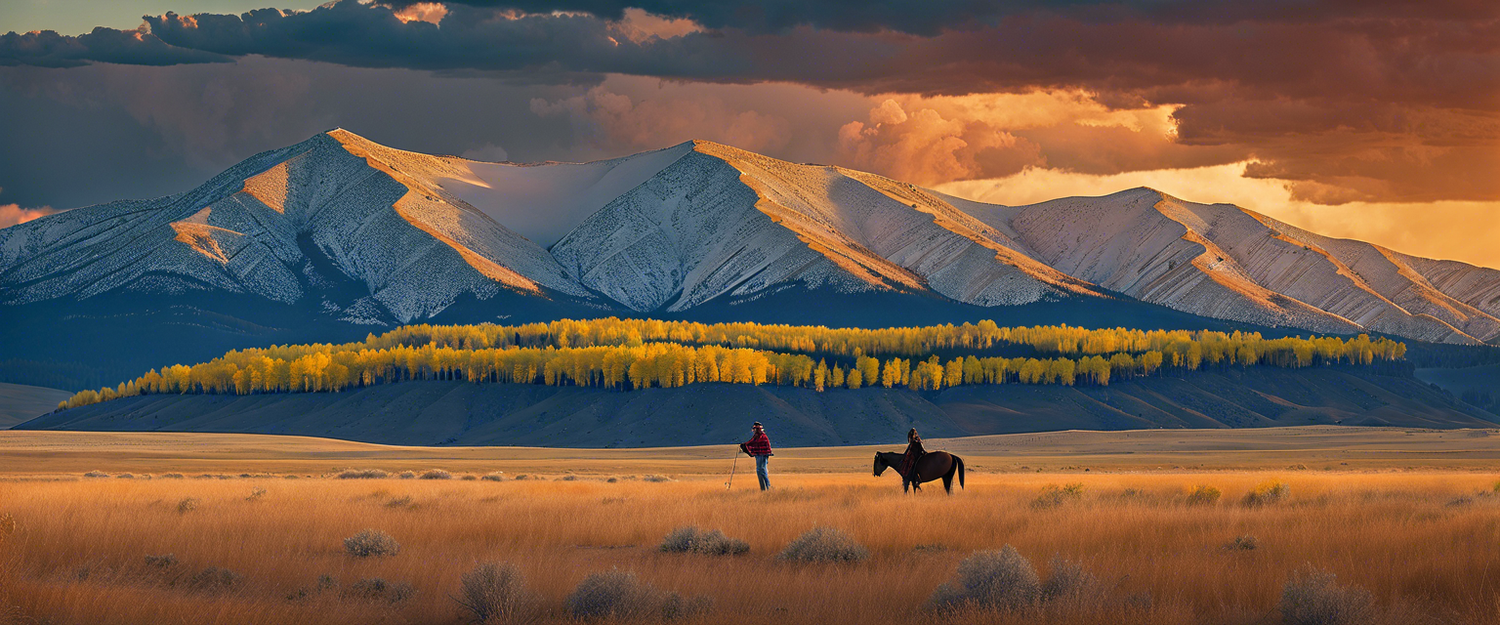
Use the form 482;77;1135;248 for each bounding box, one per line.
956;455;965;490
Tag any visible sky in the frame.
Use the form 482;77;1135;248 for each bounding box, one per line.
1;0;1496;268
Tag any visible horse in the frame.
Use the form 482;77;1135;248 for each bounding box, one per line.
874;451;965;494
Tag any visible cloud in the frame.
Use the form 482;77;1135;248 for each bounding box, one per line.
531;84;794;157
0;203;60;228
461;143;509;161
2;0;1492;205
833;91;1246;185
386;0;1500;35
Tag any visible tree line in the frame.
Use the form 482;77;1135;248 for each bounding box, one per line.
364;318;1405;363
58;319;1407;410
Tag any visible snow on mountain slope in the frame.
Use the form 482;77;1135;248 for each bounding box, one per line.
550;140;1103;312
550;148;888;312
944;187;1498;344
0;130;596;323
433;142;694;247
3;130;1497;346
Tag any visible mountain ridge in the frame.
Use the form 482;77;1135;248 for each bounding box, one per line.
3;129;1498;352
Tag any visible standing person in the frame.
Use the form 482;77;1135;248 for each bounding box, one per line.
740;422;774;491
900;428;926;480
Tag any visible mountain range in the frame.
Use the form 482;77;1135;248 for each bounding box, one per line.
2;129;1498;389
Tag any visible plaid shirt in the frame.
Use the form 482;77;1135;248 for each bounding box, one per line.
743;430;773;456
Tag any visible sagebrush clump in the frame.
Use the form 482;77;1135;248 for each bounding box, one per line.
928;546;1041;612
456;562;536;624
658;527;750;556
1040;557;1107;614
1244;480;1290;506
344;529;400;558
177;498;199;514
1186;485;1222;505
1280;568;1375;625
346;578;416;604
144;554;178;569
565;569;707;622
929;548;1110;615
778;527;868;563
420;469;453;480
338;469;389;479
1031;483;1085;509
187;567;242;593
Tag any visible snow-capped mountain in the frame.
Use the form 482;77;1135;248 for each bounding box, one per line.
3;129;1498;350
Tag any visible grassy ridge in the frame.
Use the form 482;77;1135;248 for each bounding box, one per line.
60;319;1406;410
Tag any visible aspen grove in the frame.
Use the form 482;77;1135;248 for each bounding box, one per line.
59;319;1407;409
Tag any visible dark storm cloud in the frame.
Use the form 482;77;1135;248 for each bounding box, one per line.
0;0;1495;204
382;0;1500;35
0;26;228;67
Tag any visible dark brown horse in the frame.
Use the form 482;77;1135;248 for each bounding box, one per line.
874;451;965;494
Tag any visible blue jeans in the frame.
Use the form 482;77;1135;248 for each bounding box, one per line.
754;455;770;491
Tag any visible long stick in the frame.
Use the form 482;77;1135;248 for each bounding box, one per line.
726;450;739;490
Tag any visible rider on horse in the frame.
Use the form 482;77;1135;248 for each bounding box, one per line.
900;428;926;479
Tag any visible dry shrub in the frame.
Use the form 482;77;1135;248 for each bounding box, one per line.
481;473;505;482
144;554;178;569
1040;557;1107;615
641;475;672;483
398;471;417;479
1031;483;1085;509
176;498;199;514
456;562;537;624
565;569;708;622
246;487;267;502
1186;485;1222;505
1245;480;1290;507
928;546;1040;612
462;475;479;481
420;470;453;480
338;469;389;479
778;527;868;563
346;578;416;604
114;473;135;479
1225;535;1259;551
83;471;108;478
187;567;242;593
162;473;185;479
1280;568;1374;625
514;475;529;481
344;529;400;558
386;496;414;509
658;527;750;556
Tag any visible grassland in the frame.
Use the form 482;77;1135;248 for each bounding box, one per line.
2;427;1500;625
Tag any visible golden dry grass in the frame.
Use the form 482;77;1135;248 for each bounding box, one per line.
2;428;1500;624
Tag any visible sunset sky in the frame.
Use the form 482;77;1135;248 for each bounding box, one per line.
2;0;1496;268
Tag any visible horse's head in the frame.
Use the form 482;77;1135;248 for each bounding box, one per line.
873;452;888;477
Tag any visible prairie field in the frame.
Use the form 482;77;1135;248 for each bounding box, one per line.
1;428;1499;625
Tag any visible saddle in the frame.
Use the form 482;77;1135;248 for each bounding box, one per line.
901;450;926;479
